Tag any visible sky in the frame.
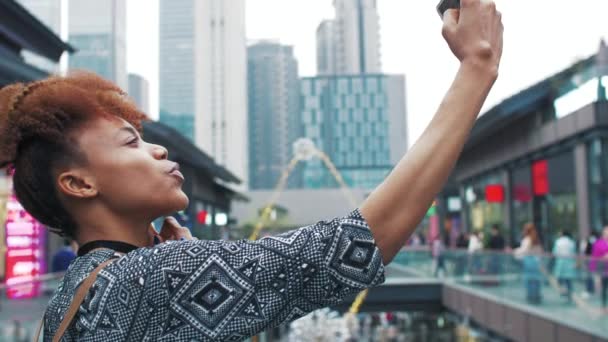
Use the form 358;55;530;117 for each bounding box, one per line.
126;0;608;147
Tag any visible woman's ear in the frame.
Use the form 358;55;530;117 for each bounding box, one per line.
57;170;98;199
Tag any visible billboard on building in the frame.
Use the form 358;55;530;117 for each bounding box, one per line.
4;177;46;299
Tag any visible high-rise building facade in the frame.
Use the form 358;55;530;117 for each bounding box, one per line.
317;0;381;75
128;73;150;114
159;0;195;141
334;0;381;74
17;0;63;73
299;74;407;190
160;0;248;185
247;42;301;190
316;20;337;76
68;0;127;89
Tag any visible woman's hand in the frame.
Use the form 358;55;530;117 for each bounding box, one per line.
149;217;194;244
442;0;503;74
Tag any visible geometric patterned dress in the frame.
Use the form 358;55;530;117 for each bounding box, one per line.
43;209;386;341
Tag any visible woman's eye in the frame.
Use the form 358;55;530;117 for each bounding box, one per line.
127;137;139;146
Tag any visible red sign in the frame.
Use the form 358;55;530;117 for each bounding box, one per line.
5;187;46;299
485;184;505;203
532;160;549;196
513;184;532;203
197;210;208;224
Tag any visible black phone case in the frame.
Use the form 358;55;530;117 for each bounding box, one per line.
436;0;461;18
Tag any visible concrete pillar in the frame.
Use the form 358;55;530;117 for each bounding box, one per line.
574;143;591;240
501;169;513;245
459;186;469;232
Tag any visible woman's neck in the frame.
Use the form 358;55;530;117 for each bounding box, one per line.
75;214;154;248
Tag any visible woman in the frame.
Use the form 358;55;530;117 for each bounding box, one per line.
581;231;598;299
467;231;483;276
0;2;503;340
515;223;544;304
552;230;576;302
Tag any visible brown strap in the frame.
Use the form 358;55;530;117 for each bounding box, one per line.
34;258;116;342
34;318;44;342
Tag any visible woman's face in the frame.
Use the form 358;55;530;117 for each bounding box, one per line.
68;117;189;220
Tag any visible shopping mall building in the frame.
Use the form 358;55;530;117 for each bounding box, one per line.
439;41;608;250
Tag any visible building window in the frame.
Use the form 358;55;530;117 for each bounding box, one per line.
339;79;348;92
543;151;577;246
588;138;608;234
464;173;506;243
367;78;377;92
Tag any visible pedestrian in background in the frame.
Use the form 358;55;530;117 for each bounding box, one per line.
552;230;576;302
432;237;446;277
51;239;77;273
590;226;608;312
488;224;506;276
581;231;598;299
467;231;483;276
515;223;544;304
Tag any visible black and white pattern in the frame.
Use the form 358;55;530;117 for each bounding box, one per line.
43;209;385;341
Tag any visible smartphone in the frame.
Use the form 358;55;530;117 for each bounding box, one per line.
436;0;460;18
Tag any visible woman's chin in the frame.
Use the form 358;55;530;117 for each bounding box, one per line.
175;192;190;210
162;192;190;214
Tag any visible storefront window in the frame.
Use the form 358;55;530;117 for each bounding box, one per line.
464;172;505;239
511;164;533;246
538;151;577;247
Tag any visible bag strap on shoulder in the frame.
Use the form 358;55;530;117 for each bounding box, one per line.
34;257;117;342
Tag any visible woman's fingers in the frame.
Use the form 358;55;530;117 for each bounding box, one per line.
159;216;194;241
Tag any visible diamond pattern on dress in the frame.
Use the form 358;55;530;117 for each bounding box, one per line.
43;209;385;341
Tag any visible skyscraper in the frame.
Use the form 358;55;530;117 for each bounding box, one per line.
299;74;407;190
17;0;63;73
128;73;150;114
317;0;381;75
247;41;301;190
68;0;127;89
316;20;337;76
160;0;248;185
159;0;195;142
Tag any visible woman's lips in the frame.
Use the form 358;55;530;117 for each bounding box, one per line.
170;169;184;181
168;163;184;181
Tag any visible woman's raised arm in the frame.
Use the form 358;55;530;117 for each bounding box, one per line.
360;0;504;264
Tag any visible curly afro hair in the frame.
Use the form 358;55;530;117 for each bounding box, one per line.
0;71;149;238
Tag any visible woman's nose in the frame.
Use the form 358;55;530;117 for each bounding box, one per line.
153;145;169;160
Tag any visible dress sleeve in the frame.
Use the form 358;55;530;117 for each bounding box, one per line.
139;209;386;340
